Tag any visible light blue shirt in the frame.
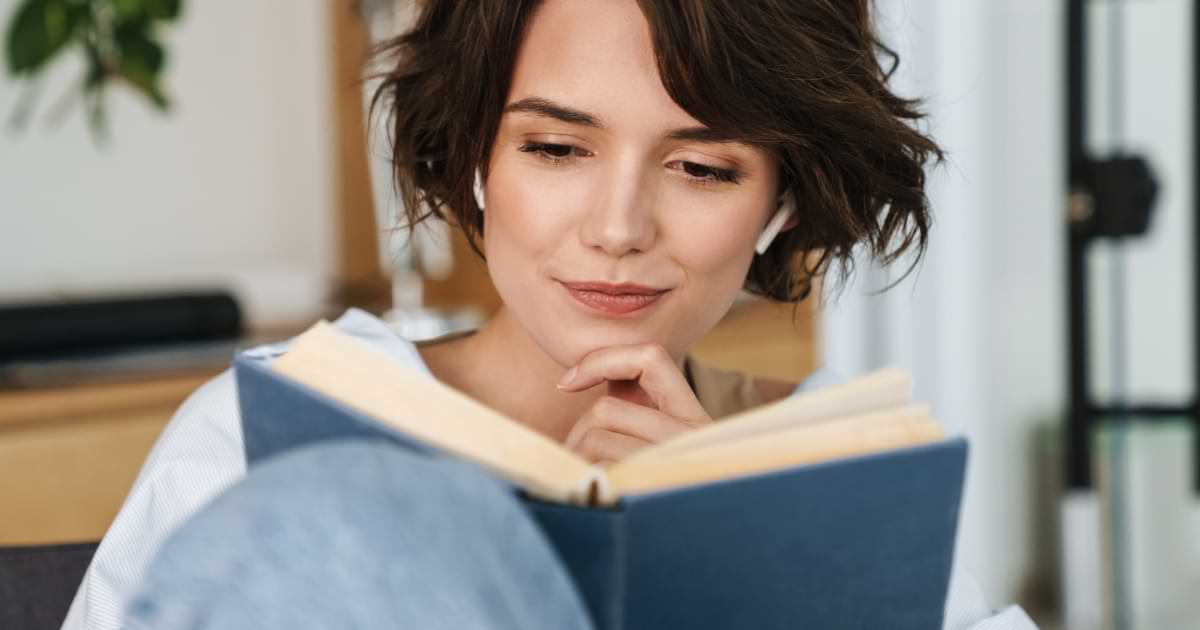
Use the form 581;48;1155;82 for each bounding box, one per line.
61;307;1037;630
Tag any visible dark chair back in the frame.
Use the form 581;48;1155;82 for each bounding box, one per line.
0;542;99;630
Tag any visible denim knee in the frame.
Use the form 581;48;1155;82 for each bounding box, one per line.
125;439;594;630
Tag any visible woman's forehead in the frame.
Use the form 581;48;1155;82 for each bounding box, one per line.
505;0;771;160
517;0;656;78
507;0;702;138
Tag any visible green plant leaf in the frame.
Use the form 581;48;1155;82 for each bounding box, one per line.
115;21;163;72
5;0;74;74
115;23;168;108
111;0;180;22
65;3;92;34
144;0;181;22
112;0;141;20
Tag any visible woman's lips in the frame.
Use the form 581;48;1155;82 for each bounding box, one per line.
559;281;669;316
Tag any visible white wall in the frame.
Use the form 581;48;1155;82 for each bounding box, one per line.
0;0;335;326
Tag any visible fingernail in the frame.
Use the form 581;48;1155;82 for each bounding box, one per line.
557;366;578;389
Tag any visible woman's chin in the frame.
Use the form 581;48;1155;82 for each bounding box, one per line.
543;318;683;361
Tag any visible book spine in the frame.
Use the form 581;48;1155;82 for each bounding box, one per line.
581;467;618;508
521;498;626;630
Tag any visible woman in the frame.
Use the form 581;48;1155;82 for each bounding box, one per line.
63;1;1036;628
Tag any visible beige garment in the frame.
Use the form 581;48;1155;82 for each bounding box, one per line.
413;328;764;420
682;355;766;420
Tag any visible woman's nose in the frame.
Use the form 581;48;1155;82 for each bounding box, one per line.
578;175;657;257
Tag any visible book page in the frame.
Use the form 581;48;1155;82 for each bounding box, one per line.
272;321;600;505
606;405;942;497
620;368;912;465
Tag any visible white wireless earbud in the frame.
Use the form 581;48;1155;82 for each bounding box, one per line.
755;189;795;255
473;168;486;212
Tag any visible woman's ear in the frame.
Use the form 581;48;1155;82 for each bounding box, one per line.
755;190;799;254
779;188;799;231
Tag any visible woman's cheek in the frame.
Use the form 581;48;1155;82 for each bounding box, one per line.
672;213;758;286
485;156;580;257
657;256;742;337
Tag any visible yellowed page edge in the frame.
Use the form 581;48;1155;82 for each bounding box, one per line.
606;405;942;497
272;321;598;504
622;367;912;465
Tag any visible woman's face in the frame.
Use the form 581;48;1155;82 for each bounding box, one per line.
483;0;780;368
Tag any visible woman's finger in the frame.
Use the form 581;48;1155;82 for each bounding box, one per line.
557;343;708;422
570;427;654;465
563;395;695;451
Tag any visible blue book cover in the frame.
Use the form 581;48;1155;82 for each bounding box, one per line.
235;350;966;630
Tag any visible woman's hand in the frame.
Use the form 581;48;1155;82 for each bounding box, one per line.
557;343;713;466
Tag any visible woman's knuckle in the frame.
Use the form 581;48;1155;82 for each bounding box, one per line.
594;395;620;416
578;431;602;452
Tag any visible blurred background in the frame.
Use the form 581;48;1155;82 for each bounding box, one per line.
0;1;1197;629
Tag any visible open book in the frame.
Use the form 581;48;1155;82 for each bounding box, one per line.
262;320;942;506
234;319;966;630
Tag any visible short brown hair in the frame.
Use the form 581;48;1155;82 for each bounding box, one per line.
369;0;943;302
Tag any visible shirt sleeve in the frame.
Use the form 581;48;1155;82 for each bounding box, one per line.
943;563;1039;629
792;368;1041;630
59;308;424;630
60;369;248;630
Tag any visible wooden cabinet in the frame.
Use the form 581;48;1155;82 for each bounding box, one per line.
0;373;218;546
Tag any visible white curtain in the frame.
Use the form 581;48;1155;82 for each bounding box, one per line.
821;0;1065;606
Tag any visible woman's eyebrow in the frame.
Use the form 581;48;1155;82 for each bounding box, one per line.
504;97;601;128
502;96;745;144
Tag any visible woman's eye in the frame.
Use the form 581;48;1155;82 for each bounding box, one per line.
676;160;739;186
674;161;742;186
518;142;741;187
518;142;584;164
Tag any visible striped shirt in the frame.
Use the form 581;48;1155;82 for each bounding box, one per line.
60;307;1038;630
